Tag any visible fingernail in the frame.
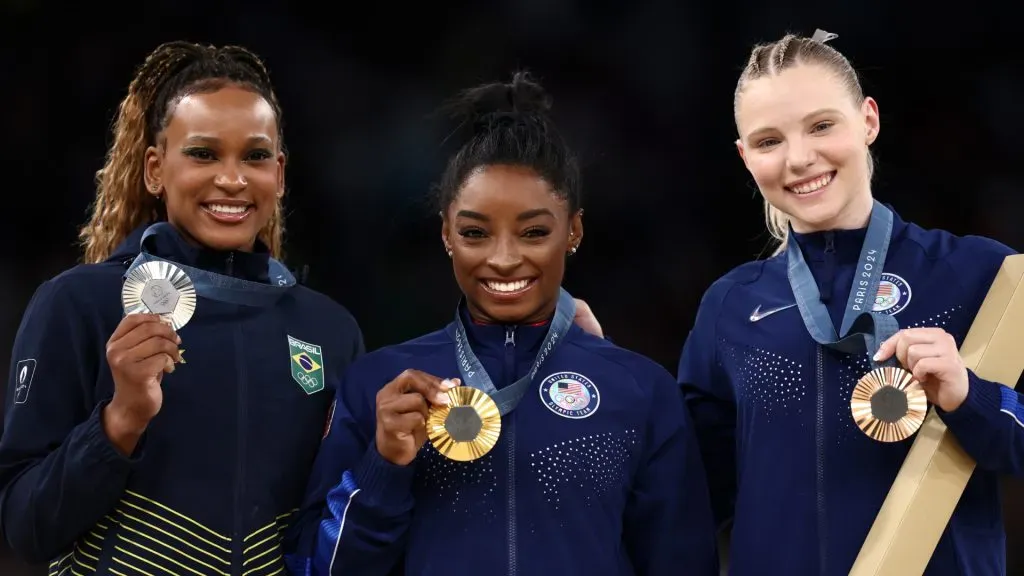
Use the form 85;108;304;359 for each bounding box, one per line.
436;393;450;405
175;334;182;344
872;352;881;361
441;379;457;389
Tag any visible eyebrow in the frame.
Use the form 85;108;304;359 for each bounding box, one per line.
456;208;555;222
745;107;844;141
182;135;274;146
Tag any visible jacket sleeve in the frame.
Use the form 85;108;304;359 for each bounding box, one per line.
938;372;1024;476
623;365;719;575
678;281;737;528
936;237;1024;476
0;279;142;563
284;362;415;576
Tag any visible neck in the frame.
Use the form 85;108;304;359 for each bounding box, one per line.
790;191;873;234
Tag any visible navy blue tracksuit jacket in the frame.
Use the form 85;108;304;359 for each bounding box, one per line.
0;223;363;575
680;207;1022;575
286;306;719;575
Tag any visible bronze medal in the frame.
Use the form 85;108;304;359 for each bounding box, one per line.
851;366;927;442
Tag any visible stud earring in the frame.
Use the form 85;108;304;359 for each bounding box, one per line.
445;247;453;258
569;246;578;255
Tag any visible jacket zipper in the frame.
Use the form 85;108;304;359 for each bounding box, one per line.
817;231;835;574
504;326;518;576
233;320;247;573
815;345;827;575
821;231;836;301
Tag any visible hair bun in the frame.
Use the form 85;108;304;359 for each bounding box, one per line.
441;71;553;133
505;71;552;114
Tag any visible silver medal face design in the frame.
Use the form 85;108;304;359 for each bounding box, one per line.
122;261;197;331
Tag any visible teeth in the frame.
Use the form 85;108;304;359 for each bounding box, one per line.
485;279;531;293
206;204;249;214
790;172;834;195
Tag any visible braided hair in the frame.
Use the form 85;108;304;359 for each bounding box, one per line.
79;41;286;263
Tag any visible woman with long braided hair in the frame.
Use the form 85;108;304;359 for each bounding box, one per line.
0;41;363;575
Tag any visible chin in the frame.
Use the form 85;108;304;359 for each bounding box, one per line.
193;229;258;253
782;198;847;233
474;302;534;324
466;289;550;325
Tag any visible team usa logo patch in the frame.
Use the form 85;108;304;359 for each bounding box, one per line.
873;273;912;315
539;372;600;419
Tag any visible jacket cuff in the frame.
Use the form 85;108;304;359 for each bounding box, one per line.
936;370;1003;428
351;444;416;511
88;399;146;466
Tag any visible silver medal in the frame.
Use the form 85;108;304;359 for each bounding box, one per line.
122;260;197;331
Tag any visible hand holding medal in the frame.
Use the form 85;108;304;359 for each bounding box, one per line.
104;260;196;449
376;370;464;466
872;328;970;413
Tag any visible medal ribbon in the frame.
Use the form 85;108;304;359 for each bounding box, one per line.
786;200;899;367
451;287;576;416
124;222;296;308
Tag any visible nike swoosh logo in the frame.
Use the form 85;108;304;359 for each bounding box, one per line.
749;303;797;322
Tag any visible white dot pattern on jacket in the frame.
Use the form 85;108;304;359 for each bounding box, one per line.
723;342;806;421
416;448;499;523
529;430;638;513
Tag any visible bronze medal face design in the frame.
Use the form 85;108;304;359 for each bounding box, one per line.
122;260;197;331
851;366;927;442
427;386;501;461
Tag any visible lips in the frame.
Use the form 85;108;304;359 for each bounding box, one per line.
201;201;253;223
480;278;536;298
785;171;836;195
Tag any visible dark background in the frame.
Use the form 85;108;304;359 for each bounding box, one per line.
2;2;1022;574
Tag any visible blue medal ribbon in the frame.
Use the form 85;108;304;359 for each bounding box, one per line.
124;222;296;307
451;287;576;416
786;200;899;366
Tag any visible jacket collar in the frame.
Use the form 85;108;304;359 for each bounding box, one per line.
790;202;907;264
109;222;272;283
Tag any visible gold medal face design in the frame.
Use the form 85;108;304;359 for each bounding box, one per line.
121;261;197;331
427;386;501;462
851;366;927;443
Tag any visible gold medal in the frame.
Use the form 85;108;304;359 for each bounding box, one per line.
427;386;501;462
121;260;197;331
851;366;927;442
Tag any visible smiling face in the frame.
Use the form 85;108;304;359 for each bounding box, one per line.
144;84;285;252
442;164;582;325
735;63;880;233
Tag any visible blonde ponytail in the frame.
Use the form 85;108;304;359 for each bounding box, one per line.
765;200;791;256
